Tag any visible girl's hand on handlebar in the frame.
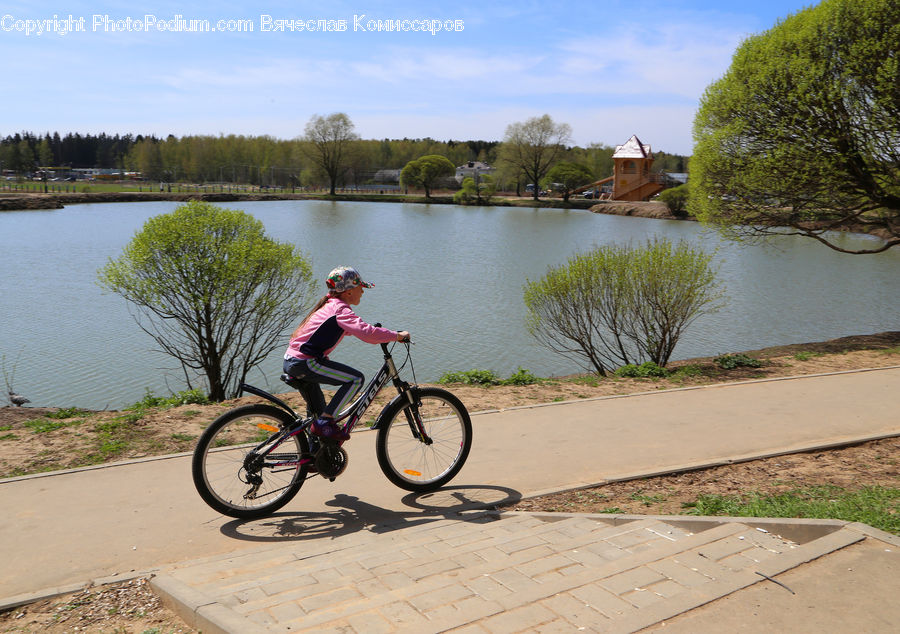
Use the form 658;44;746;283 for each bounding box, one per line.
397;331;411;342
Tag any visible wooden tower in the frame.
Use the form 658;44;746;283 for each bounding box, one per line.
612;135;665;201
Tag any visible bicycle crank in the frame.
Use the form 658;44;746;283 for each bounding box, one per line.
315;441;349;481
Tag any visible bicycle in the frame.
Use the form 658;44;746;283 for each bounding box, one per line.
192;335;473;519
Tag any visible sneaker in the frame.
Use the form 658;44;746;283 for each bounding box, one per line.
310;417;350;442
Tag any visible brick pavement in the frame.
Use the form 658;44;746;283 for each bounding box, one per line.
153;512;865;633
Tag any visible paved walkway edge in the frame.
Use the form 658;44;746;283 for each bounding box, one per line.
152;573;270;634
517;430;900;503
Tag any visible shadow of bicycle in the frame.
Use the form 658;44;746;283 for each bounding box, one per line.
218;484;522;543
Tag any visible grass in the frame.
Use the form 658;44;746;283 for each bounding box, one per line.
23;417;84;434
629;491;669;507
0;388;213;478
683;485;900;535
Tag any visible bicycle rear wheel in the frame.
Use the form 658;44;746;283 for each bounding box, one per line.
192;404;310;519
375;387;472;492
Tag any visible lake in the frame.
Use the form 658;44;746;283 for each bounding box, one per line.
1;199;897;409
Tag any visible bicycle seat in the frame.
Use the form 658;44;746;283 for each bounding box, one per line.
280;373;309;390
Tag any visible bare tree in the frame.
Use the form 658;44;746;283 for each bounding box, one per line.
302;113;360;195
499;114;572;201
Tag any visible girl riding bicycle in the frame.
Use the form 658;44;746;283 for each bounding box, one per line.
283;266;409;441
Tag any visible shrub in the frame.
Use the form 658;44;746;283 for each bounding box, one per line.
715;353;762;370
669;364;704;379
438;367;543;386
614;362;669;378
438;369;501;385
504;367;541;386
524;239;725;375
453;175;495;205
657;184;690;217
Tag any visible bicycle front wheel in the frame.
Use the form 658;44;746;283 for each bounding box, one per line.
192;404;310;519
375;387;472;492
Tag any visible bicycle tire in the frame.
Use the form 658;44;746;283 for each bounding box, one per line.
192;404;310;519
375;387;472;492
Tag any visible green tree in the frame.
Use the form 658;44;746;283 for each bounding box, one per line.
499;114;572;201
543;161;594;202
98;201;315;401
691;0;900;254
13;140;35;175
523;239;724;375
453;175;496;205
658;184;690;217
400;154;455;198
302;112;359;195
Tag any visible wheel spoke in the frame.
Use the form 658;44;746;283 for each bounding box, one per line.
192;405;309;518
376;389;472;492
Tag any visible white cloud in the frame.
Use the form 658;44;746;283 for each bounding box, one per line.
556;21;743;98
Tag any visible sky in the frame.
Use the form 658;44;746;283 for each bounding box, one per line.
1;0;817;155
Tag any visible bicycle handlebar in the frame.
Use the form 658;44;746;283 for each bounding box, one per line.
374;324;410;354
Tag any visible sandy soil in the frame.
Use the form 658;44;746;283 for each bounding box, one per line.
1;332;898;632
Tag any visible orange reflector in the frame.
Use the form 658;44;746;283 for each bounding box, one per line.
404;469;422;477
257;423;278;432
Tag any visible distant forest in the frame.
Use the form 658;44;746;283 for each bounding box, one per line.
0;131;688;188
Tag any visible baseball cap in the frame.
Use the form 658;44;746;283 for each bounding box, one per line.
325;266;373;293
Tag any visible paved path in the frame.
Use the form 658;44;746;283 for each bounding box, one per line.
1;367;899;631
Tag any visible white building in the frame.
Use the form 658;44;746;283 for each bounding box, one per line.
455;161;494;184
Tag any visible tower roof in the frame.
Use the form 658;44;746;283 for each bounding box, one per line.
613;135;651;159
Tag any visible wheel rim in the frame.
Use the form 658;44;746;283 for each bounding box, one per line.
382;395;467;486
199;412;304;513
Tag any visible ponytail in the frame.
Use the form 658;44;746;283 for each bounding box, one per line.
291;294;333;339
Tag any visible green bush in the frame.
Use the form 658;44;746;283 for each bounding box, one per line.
524;238;725;375
614;362;669;378
669;364;704;379
657;184;690;217
504;367;541;386
714;353;762;370
437;367;543;386
438;369;501;385
453;175;495;205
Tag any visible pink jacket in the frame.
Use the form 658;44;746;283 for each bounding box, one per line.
285;297;397;360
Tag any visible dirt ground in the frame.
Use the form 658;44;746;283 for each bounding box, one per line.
1;332;899;632
0;578;193;634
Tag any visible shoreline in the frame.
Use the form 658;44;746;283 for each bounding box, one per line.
0;190;682;220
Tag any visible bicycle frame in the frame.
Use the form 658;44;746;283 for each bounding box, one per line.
238;342;422;471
